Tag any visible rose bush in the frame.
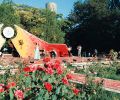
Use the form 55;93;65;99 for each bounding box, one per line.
0;57;83;100
0;57;105;100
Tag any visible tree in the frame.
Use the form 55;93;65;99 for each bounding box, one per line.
66;0;120;55
17;6;66;43
0;0;66;43
0;0;20;26
109;0;120;9
40;9;65;43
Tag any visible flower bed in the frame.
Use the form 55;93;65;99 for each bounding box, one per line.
0;57;119;99
0;57;83;99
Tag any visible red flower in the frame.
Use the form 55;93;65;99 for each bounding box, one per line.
0;87;4;93
53;63;60;69
54;60;60;65
45;62;53;68
14;90;24;99
0;84;4;87
43;57;51;62
7;82;16;88
57;67;63;75
29;65;37;72
23;67;31;72
62;77;69;85
0;84;4;93
23;65;37;72
73;88;80;95
66;74;72;79
44;82;52;92
45;67;54;75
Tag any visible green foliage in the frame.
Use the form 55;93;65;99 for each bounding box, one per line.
17;6;66;43
109;49;118;60
0;61;77;99
0;0;20;26
81;79;103;99
66;0;120;54
0;1;66;43
39;9;65;43
75;63;120;99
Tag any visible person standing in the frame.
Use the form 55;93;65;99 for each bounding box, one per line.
68;46;72;57
77;45;82;57
34;43;40;60
94;49;98;57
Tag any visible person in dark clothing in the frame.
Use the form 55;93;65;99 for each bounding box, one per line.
40;50;45;58
68;46;72;57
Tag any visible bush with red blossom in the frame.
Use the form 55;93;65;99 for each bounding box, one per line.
14;90;24;99
0;58;103;99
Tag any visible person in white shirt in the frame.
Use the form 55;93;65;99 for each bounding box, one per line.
34;43;40;60
94;49;98;57
77;45;82;57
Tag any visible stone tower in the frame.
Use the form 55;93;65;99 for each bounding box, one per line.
46;2;57;12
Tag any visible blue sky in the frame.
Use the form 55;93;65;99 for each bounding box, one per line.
0;0;82;17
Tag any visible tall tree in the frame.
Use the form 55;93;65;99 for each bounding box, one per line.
109;0;120;9
40;9;65;43
66;0;120;55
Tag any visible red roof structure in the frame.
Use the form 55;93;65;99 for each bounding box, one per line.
11;25;69;58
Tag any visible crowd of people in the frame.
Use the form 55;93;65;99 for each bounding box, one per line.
67;44;120;61
67;45;106;58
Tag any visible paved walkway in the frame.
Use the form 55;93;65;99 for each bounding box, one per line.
51;57;97;63
70;73;120;93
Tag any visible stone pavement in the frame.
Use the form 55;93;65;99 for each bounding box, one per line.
51;56;96;63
